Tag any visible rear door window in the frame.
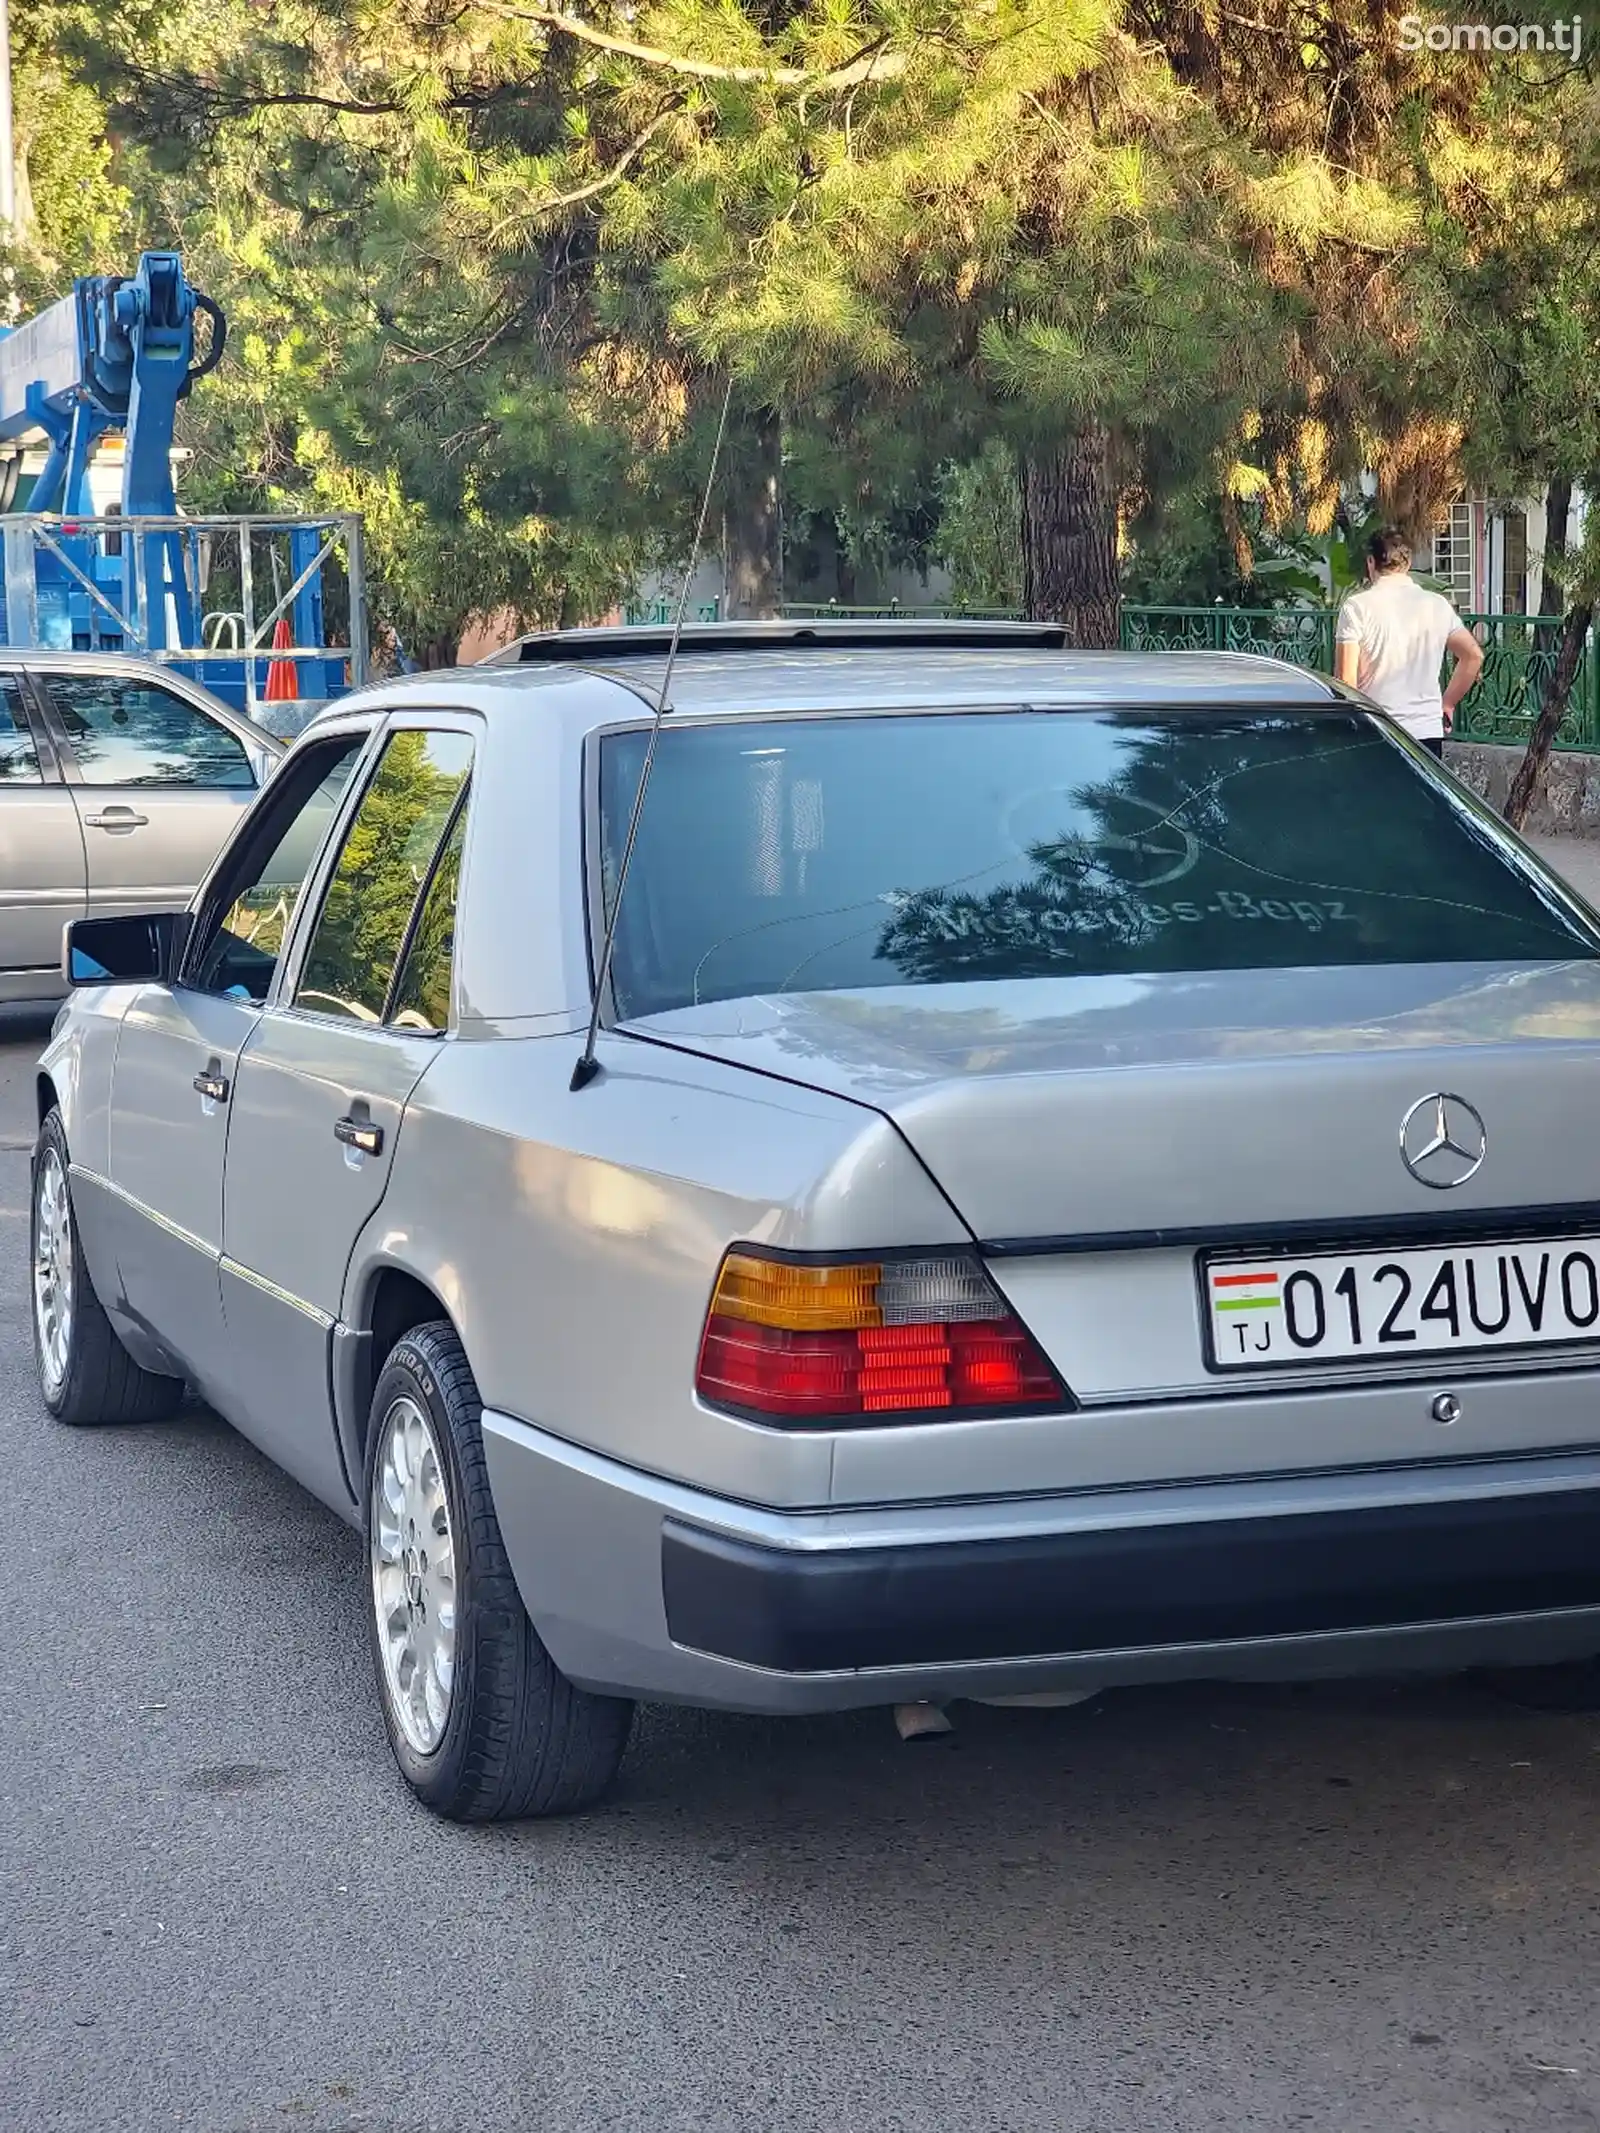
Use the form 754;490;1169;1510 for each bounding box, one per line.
387;801;467;1033
43;674;253;788
598;708;1600;1015
293;729;473;1023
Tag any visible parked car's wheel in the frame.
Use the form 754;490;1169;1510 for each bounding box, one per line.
364;1320;633;1820
31;1109;184;1426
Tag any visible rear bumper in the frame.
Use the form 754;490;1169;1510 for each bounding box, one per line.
481;1410;1600;1713
662;1489;1600;1673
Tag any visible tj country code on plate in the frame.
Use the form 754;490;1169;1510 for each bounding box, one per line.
1204;1236;1600;1369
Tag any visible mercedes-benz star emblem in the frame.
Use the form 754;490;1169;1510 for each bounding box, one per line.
1399;1092;1487;1190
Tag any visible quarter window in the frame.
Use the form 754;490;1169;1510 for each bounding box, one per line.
0;679;41;784
43;674;253;789
389;800;467;1033
192;735;367;1000
294;730;473;1024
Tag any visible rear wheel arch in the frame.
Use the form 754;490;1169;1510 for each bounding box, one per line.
369;1264;451;1362
351;1264;460;1460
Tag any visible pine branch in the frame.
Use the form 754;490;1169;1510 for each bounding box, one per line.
105;58;537;118
485;106;680;244
483;6;906;89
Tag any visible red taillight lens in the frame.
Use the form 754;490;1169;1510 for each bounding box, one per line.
695;1250;1066;1425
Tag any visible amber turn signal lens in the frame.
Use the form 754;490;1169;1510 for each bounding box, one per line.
695;1249;1065;1426
708;1253;883;1332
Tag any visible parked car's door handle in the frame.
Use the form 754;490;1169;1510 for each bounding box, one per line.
193;1071;230;1104
83;806;150;830
334;1115;384;1157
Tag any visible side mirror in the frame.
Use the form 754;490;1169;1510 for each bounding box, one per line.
64;911;193;988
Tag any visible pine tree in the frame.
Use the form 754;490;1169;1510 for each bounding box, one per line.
37;0;1600;660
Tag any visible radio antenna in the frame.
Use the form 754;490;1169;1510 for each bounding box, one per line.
571;373;735;1092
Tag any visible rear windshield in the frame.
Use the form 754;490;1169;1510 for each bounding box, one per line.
597;708;1598;1016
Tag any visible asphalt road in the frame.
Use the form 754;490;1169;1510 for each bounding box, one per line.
8;849;1600;2132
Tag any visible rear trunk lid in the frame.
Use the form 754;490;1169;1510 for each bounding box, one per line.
633;960;1600;1418
632;959;1600;1241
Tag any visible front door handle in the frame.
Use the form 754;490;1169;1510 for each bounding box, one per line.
334;1115;384;1157
83;806;150;831
193;1071;230;1104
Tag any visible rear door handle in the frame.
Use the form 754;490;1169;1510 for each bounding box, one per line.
193;1071;230;1104
83;806;150;830
334;1115;384;1157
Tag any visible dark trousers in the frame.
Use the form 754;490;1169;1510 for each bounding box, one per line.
1419;736;1445;760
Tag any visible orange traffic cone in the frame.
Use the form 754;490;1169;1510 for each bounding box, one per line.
264;615;298;702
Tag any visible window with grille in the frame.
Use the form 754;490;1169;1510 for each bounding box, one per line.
1430;501;1474;606
1501;509;1529;614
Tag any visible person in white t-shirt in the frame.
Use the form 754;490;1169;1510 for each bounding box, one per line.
1332;527;1484;758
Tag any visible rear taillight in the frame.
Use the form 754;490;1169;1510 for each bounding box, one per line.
694;1249;1067;1426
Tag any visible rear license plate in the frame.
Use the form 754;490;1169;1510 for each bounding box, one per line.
1204;1236;1600;1370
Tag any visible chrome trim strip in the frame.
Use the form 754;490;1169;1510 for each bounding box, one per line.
982;1202;1600;1257
70;1166;334;1329
219;1253;336;1330
480;1406;1600;1546
69;1163;215;1261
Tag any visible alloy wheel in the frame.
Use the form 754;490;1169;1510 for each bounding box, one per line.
33;1147;74;1395
370;1393;458;1755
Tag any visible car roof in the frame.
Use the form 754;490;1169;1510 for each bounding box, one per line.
483;620;1076;665
469;620;1337;711
404;626;1331;724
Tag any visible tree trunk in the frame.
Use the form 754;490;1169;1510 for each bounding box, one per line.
1541;478;1573;609
1020;424;1119;647
1506;596;1593;830
724;406;782;619
1535;477;1572;658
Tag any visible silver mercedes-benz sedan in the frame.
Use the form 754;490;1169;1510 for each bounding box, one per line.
1;651;284;1002
30;622;1600;1820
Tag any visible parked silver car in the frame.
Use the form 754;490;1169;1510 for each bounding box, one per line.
31;622;1600;1821
0;651;282;1002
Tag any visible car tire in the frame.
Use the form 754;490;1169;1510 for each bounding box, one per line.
364;1320;634;1821
31;1108;185;1426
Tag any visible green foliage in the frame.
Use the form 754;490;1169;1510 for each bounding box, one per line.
297;730;466;1016
18;0;1600;645
2;0;130;305
935;444;1022;612
1121;495;1261;609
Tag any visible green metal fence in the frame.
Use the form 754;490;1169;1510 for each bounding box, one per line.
1117;606;1600;752
1119;603;1337;670
763;605;1600;755
774;600;1600;752
1429;616;1596;752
